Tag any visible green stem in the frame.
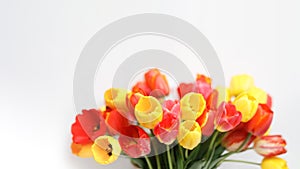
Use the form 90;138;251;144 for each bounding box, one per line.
179;145;184;160
204;131;219;169
185;149;189;159
144;156;153;169
155;155;161;169
166;145;173;169
223;159;260;166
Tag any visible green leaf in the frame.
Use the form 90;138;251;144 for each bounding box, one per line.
131;158;147;169
188;160;205;169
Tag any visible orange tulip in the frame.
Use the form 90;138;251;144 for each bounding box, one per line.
222;129;255;152
254;135;287;157
245;104;273;136
145;68;170;97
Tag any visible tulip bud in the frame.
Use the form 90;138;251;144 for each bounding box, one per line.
221;129;255;152
254;135;287;157
247;87;268;104
215;102;242;132
180;92;206;120
178;120;202;150
245;104;273;136
145;68;170;96
233;93;259;122
261;157;289;169
229;74;255;96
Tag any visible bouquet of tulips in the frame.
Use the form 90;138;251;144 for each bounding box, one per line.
70;68;288;169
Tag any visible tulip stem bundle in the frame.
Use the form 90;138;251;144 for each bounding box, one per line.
70;69;288;169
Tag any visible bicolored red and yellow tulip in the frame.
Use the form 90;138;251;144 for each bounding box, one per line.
254;135;287;157
118;125;151;158
71;109;106;144
229;74;255;96
92;136;121;165
154;108;180;145
145;68;170;97
177;120;202;150
261;157;289;169
180;92;206;120
71;143;93;158
233;93;259;122
245;104;273;136
221;129;255;152
134;95;163;129
215;102;242;132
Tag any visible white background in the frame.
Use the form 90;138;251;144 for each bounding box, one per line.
0;0;299;168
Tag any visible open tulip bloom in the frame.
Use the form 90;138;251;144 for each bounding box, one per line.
70;68;288;169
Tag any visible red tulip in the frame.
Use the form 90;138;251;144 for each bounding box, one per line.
132;81;151;96
195;77;213;100
153;108;180;145
145;68;170;96
201;110;216;137
71;109;106;144
177;83;197;98
162;100;180;118
196;108;209;128
104;109;130;135
118;125;151;158
215;102;242;132
222;129;255;152
245;104;273;136
254;135;287;157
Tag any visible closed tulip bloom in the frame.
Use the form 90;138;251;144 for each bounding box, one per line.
195;74;213;100
134;96;163;129
132;81;152;96
247;87;268;104
233;93;259;122
180;92;206;120
92;136;121;165
177;82;197;98
118;125;151;158
221;129;255;152
245;104;273;136
215;102;242;132
71;143;93;158
178;120;202;150
104;109;130;135
145;68;170;96
230;74;255;96
254;135;287;157
261;157;288;169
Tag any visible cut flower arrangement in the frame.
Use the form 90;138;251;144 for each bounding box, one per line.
70;68;288;169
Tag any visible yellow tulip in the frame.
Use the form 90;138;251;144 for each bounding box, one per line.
229;74;255;96
71;143;93;158
247;87;268;104
177;120;202;150
180;92;206;120
92;136;121;165
134;96;163;129
233;93;258;122
104;88;130;113
261;157;288;169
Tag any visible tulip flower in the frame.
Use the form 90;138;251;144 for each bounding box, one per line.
145;68;170;96
92;136;121;165
71;109;106;144
254;135;287;157
195;74;213;100
222;129;255;152
245;104;273;136
132;81;152;96
267;94;273;108
261;157;289;169
71;143;93;158
162;100;180;118
134;95;163;129
118;125;151;158
233;93;259;122
154;112;180;145
201;110;216;137
104;109;130;135
215;102;242;132
180;92;206;120
229;74;255;96
196;108;209;128
104;88;130;114
177;82;197;98
247;87;268;104
178;120;202;150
